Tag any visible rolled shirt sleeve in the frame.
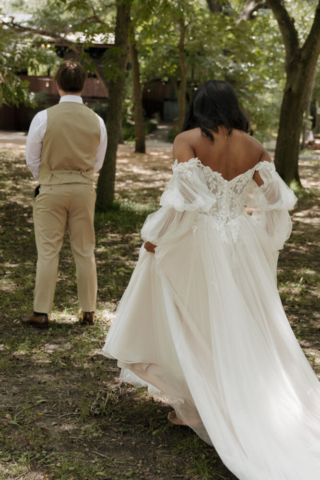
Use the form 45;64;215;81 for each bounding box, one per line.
94;115;107;173
25;110;48;179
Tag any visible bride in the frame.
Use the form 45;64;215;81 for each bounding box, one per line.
103;80;320;479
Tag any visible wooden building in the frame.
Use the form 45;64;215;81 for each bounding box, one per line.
0;74;108;131
0;32;177;131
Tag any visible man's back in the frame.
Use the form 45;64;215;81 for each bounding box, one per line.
40;101;101;185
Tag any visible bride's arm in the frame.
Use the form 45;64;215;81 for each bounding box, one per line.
248;154;297;251
142;153;216;252
144;137;195;253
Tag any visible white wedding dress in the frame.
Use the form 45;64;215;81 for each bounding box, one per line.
103;158;320;480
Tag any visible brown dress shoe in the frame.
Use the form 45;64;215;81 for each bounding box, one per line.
21;313;49;329
81;312;94;325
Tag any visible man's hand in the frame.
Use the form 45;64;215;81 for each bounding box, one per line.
144;241;156;253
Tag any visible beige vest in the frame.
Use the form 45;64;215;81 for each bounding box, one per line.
39;102;101;185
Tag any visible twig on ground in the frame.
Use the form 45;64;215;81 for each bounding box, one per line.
58;413;81;418
92;452;135;467
15;400;47;420
43;412;81;418
14;471;31;480
92;451;111;459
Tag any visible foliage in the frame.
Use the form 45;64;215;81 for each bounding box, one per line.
121;118;157;141
2;0;116;83
167;125;179;143
3;0;319;142
89;101;108;120
0;2;58;106
130;0;285;140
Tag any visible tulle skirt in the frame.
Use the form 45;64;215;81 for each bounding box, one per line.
103;213;320;480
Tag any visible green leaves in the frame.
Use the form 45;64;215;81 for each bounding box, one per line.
2;0;319;141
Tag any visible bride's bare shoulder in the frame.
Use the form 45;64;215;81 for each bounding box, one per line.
236;131;272;163
172;129;200;163
172;128;272;166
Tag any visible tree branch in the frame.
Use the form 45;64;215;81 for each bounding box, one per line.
206;0;230;13
237;0;267;23
0;18;72;44
83;14;108;27
101;1;116;7
301;0;320;64
266;0;299;63
0;18;110;94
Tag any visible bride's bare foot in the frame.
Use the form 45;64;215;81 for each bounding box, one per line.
168;411;188;426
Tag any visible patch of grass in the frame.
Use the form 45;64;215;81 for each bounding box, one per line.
0;146;319;480
95;199;158;232
289;179;317;198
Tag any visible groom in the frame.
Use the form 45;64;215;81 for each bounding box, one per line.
22;60;107;329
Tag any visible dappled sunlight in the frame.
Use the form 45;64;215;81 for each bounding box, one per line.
1;143;320;479
299;160;320;191
114;145;173;202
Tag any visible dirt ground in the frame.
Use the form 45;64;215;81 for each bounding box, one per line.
0;139;320;480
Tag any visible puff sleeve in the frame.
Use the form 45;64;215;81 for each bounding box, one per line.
141;159;216;246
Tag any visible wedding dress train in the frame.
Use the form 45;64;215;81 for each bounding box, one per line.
103;158;320;479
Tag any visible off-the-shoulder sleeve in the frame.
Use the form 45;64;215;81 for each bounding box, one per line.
248;161;297;250
160;159;217;212
141;159;216;246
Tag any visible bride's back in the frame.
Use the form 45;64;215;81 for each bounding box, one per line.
173;126;268;182
175;80;271;182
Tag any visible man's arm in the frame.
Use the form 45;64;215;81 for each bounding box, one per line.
94;116;108;173
26;110;47;179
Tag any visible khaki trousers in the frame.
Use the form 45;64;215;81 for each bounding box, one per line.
33;184;97;314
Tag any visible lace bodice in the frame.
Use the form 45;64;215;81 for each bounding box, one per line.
141;157;297;247
202;164;255;217
171;158;257;242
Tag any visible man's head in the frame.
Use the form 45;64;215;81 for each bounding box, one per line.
54;60;87;96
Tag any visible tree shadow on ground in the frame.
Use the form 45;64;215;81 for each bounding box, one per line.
0;148;237;480
1;148;320;479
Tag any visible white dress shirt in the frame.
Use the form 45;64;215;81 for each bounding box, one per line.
26;95;107;180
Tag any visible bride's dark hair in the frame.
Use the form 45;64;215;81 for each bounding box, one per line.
182;80;249;141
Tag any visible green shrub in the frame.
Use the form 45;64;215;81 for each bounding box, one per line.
122;119;158;141
167;126;179;143
89;102;107;119
145;119;158;134
122;122;135;142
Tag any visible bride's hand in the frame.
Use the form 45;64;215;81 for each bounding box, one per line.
144;241;156;253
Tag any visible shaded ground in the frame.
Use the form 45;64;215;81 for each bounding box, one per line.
0;143;320;480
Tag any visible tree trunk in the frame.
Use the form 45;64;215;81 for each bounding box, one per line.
267;0;320;184
177;21;186;132
130;40;146;153
274;59;316;184
118;120;125;144
316;97;320;134
301;68;316;150
96;0;132;210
